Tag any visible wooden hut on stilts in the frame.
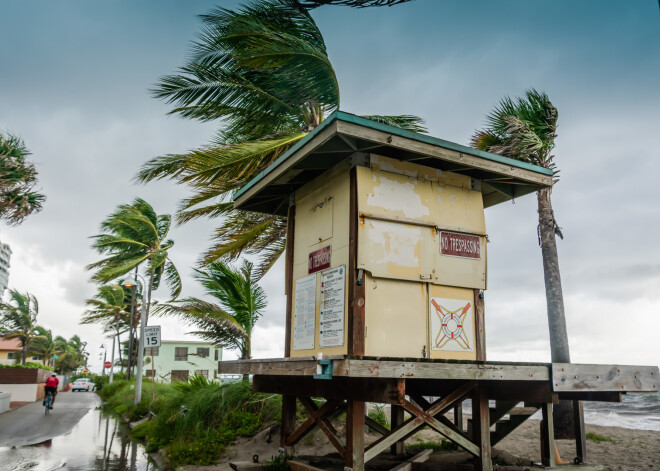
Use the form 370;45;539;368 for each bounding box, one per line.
220;111;659;471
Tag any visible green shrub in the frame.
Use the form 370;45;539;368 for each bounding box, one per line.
99;377;281;466
0;362;53;370
368;404;390;431
167;429;226;466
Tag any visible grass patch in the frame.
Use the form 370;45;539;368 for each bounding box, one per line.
586;432;616;444
406;440;453;453
101;376;281;466
368;404;390;431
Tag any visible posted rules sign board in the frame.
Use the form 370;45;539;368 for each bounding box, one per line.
144;325;161;348
319;265;346;347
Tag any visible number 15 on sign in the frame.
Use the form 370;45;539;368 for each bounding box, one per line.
144;325;161;347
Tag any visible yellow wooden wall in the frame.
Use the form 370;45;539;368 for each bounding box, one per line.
289;164;350;357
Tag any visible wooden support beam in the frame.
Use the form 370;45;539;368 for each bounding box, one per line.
552;363;660;392
284;204;296;358
281;395;296;455
287;398;342;446
390;404;405;455
365;382;479;463
365;416;389;436
346;400;365;471
540;403;556;468
454;403;463;433
574;400;587;464
297;397;345;458
472;386;492;471
474;289;486;362
389;449;432;471
253;376;405;404
348;166;365;356
401;400;479;456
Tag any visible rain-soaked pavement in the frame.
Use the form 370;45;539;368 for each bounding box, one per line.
0;391;156;470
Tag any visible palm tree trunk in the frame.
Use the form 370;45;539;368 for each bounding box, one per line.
21;343;27;365
146;271;155;324
537;188;573;438
537;188;570;363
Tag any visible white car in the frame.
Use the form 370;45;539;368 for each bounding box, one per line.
71;378;95;392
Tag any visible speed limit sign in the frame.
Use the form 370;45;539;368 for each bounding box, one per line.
144;325;161;347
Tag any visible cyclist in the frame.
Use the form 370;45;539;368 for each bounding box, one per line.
44;373;59;409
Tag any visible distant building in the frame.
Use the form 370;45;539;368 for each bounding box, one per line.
0;338;21;365
0;242;11;294
142;340;221;382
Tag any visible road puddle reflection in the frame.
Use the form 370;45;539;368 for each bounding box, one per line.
0;408;156;471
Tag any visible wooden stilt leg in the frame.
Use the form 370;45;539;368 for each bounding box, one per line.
472;386;492;471
454;403;464;433
574;400;586;464
346;400;365;471
281;395;296;456
390;404;405;455
541;403;557;467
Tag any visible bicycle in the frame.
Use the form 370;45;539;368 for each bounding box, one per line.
44;391;53;415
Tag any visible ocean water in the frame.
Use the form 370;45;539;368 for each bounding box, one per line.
458;394;660;432
582;393;660;431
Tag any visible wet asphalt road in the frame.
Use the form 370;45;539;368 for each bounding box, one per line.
0;391;100;447
0;391;153;470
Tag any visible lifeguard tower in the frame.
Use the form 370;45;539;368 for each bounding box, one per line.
220;112;659;471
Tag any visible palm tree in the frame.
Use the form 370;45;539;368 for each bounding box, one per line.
155;260;266;380
0;289;42;364
136;0;425;276
27;326;56;367
54;335;88;374
0;132;46;225
81;284;132;369
294;0;413;7
471;89;574;437
87;198;182;323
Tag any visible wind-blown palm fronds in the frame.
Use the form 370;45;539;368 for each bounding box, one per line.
294;0;414;7
88;198;182;322
27;326;56;367
155;260;266;363
0;132;46;225
81;284;132;368
137;0;426;275
470;90;571;401
0;289;42;364
54;335;88;374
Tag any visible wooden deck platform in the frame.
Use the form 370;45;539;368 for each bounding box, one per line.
218;357;659;471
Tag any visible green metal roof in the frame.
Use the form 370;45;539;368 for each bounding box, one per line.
234;111;553;215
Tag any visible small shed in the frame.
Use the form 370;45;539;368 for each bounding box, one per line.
234;111;553;362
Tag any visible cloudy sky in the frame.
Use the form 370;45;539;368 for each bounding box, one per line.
1;0;658;372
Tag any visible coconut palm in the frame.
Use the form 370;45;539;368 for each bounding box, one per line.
136;0;425;276
470;89;568;364
27;326;56;367
471;89;575;437
54;335;88;374
294;0;413;7
87;198;182;323
0;132;46;225
81;284;133;369
155;260;266;379
0;289;42;364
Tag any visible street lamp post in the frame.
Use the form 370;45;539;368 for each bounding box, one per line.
109;333;116;384
100;344;106;376
125;266;138;380
123;272;147;406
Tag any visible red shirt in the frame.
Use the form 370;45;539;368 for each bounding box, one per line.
45;376;59;388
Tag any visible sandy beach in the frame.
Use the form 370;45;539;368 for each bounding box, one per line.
191;418;660;471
